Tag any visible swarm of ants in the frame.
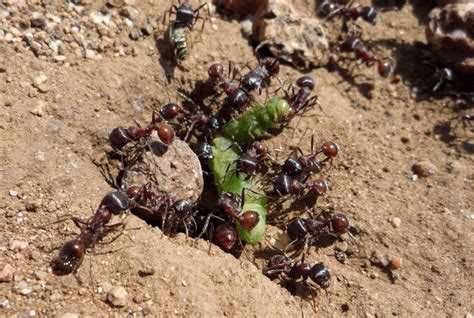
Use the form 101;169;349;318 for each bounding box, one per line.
49;0;428;307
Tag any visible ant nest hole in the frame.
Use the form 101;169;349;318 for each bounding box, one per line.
122;133;204;202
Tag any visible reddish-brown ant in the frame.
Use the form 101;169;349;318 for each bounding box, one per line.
319;0;378;25
340;37;394;78
273;175;331;201
109;110;175;150
217;191;260;231
286;212;350;254
282;138;339;178
51;191;129;275
263;251;331;291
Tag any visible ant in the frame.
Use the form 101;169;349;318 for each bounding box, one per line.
319;0;378;25
217;191;260;231
263;251;331;294
184;113;221;142
51;191;129;275
234;141;269;177
339;36;394;78
127;184;197;236
109;110;175;150
286;212;350;254
212;58;280;111
282;138;339;178
273;175;331;202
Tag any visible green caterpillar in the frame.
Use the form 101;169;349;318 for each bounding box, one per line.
221;97;291;145
210;97;291;244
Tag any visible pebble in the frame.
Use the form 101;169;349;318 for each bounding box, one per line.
9;239;29;251
9;190;18;197
412;161;437;177
240;19;253;38
14;280;33;295
33;270;47;281
129;28;142;40
107;286;128;307
30;100;46;117
389;217;401;228
0;298;10;309
0;264;16;282
32;73;48;87
57;313;80;318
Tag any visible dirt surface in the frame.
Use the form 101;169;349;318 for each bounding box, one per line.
0;0;473;317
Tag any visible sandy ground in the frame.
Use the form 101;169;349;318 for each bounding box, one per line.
0;0;473;317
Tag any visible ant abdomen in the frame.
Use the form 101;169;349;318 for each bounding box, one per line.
330;213;349;234
321;141;339;158
100;191;129;215
296;76;315;90
213;224;237;252
157;122;175;145
109;127;131;149
309;263;331;288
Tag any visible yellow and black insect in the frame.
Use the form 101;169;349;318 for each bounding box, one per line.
165;0;207;63
169;24;188;63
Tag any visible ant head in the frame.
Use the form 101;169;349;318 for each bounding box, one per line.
309;263;331;288
52;239;85;275
157;122;175;145
208;63;224;81
321;141;339;158
311;179;330;196
261;57;280;76
296;76;315;90
213;224;237;252
238;211;260;230
330;213;349;234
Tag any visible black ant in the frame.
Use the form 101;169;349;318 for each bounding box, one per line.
273;175;331;201
282;139;339;178
263;252;331;292
339;37;394;78
286;212;350;254
109;110;176;150
51;191;129;275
